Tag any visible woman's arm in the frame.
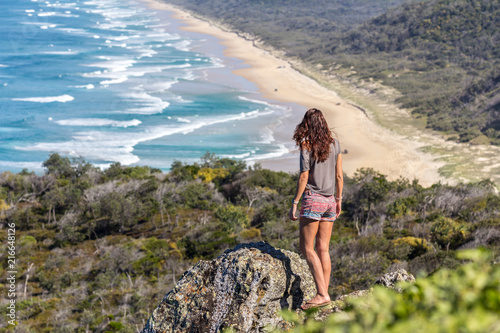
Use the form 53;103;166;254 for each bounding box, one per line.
335;153;343;218
289;170;309;220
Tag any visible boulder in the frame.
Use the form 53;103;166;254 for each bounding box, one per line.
142;242;316;332
373;269;416;292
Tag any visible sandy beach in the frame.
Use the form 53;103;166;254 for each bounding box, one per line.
139;0;446;186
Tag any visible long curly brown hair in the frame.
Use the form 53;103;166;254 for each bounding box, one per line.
293;108;335;163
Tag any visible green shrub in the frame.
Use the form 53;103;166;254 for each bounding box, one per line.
239;227;262;240
190;233;237;259
19;235;37;247
177;182;218;210
431;216;470;250
215;205;249;233
253;203;283;226
169;161;200;181
391;236;432;260
142;237;169;257
387;197;417;218
106;321;124;332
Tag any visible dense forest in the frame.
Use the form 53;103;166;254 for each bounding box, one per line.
164;0;422;53
164;0;500;145
0;154;499;331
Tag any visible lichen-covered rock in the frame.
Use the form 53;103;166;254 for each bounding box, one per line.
142;242;316;333
373;269;415;292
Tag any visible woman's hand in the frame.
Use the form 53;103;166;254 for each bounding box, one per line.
290;171;308;221
289;204;298;221
335;200;342;218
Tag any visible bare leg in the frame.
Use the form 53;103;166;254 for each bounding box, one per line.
316;220;334;293
300;217;331;305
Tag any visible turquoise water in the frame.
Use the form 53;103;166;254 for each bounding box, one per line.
0;0;299;173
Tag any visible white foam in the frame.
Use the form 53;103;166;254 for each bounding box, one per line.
109;35;129;41
257;128;275;144
221;152;251;159
146;32;178;42
134;80;177;93
25;9;36;13
85;70;101;76
49;12;79;18
50;2;77;9
167;94;191;104
209;57;225;69
72;84;95;89
167;40;192;52
177;118;191;123
119;92;170;114
17;109;271;165
181;70;196;81
55;118;142;127
83;58;136;85
0;161;43;170
43;50;80;55
59;27;91;36
100;77;128;85
245;144;289;161
238;96;271;106
96;22;127;30
99;8;137;19
17;140;140;165
0;64;9;68
39;24;57;29
238;96;288;112
85;58;136;72
38;12;56;16
83;59;189;87
12;94;74;103
137;48;157;59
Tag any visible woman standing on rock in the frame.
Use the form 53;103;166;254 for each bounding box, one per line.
289;108;343;310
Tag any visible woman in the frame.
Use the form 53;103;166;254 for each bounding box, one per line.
289;108;343;310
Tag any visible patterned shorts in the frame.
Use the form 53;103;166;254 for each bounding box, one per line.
300;190;337;222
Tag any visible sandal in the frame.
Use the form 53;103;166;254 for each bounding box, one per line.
300;300;331;310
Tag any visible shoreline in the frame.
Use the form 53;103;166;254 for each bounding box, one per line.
140;0;447;186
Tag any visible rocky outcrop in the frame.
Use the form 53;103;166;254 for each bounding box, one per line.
142;242;316;332
373;269;416;292
142;242;415;332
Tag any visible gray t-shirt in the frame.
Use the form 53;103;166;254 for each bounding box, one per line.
299;139;341;196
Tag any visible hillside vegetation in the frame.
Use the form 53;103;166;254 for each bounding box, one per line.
1;154;499;331
164;0;500;145
164;0;421;54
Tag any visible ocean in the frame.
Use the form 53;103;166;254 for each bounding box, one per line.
0;0;300;173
